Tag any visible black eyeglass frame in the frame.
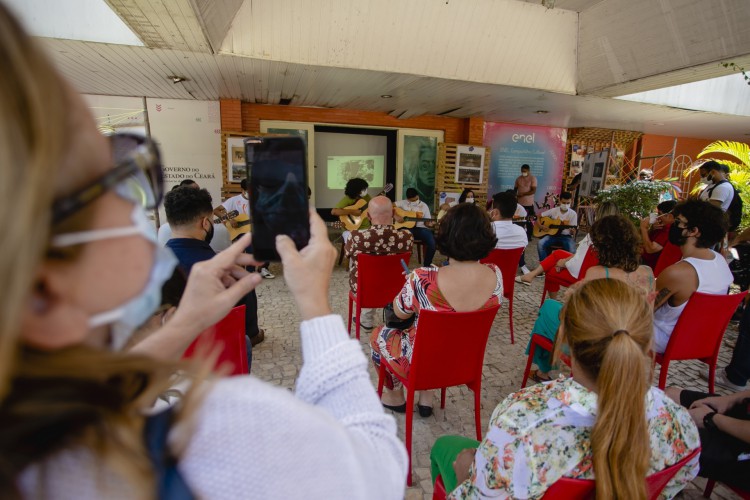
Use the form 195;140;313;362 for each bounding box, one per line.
51;133;164;225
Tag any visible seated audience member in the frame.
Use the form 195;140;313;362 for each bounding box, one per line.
699;160;733;212
638;169;654;181
667;386;750;491
640;200;677;269
1;7;407;498
653;200;734;353
439;188;476;213
525;214;655;383
432;279;699;499
699;299;750;391
488;191;528;250
516;201;618;289
536;191;577;261
395;187;436;267
345;196;413;330
370;204;501;416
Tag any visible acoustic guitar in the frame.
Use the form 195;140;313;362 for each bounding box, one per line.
338;183;394;231
532;216;577;238
393;207;437;230
214;210;252;241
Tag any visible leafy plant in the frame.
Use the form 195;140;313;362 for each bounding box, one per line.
595;180;675;224
721;62;750;86
683;140;750;228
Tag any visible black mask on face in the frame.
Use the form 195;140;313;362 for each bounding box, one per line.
204;221;214;244
668;224;687;246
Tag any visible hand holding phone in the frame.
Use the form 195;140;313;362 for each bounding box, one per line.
246;136;310;261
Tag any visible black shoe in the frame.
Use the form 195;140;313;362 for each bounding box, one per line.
417;404;433;418
249;329;265;347
382;402;407;413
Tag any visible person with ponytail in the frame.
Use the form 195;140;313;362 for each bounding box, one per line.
431;279;700;499
0;5;406;499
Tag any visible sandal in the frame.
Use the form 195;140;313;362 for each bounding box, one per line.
515;276;532;287
530;369;552;383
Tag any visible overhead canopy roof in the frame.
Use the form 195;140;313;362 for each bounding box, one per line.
6;0;750;140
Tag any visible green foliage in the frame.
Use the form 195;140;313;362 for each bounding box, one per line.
595;181;674;224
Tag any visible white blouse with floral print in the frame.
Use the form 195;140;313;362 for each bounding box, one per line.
449;377;700;499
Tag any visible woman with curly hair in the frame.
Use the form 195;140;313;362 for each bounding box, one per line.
527;215;654;382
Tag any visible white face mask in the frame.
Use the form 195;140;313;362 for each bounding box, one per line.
465;197;475;204
560;203;571;211
360;189;368;198
521;172;529;177
51;203;177;350
241;191;249;200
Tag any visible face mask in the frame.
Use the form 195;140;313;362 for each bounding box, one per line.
521;172;529;177
466;197;475;204
241;191;249;200
668;224;688;246
560;203;570;211
360;189;368;198
204;220;215;244
51;203;178;350
699;175;708;183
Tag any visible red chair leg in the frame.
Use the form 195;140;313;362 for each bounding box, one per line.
708;362;716;394
433;475;447;500
440;388;446;409
377;362;386;397
704;479;715;497
540;283;548;308
508;297;514;344
658;360;669;390
521;339;537;388
355;302;361;340
405;385;416;486
473;385;482;440
347;295;353;335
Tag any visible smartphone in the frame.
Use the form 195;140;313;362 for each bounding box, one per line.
246;136;309;261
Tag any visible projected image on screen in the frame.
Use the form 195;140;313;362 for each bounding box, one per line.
327;156;385;189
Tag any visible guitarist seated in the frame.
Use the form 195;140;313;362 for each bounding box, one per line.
536;191;577;261
331;178;371;242
394;188;436;267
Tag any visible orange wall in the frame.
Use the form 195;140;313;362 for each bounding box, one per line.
639;134;724;193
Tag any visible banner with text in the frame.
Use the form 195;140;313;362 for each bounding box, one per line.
484;123;567;210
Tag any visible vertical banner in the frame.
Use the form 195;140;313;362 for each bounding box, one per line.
401;134;438;212
484;123;567;208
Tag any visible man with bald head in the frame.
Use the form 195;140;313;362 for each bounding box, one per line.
344;195;414;330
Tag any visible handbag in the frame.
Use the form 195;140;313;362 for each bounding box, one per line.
383;302;416;330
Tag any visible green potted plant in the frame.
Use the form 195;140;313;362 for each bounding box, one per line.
595;180;675;225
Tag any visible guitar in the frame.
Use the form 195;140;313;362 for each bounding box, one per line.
338;183;394;231
214;210;252;241
532;216;577;238
393;207;437;230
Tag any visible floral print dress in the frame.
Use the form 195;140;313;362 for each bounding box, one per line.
448;377;700;499
370;264;503;389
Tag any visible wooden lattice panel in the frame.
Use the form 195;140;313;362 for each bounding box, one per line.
436;143;491;208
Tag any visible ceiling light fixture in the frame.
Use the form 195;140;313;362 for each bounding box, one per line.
168;75;188;84
535;110;549;114
380;94;393;99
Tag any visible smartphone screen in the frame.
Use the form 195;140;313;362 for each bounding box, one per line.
246;136;309;261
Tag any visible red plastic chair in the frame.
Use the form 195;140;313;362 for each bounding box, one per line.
480;247;525;344
183;305;249;376
433;447;699;500
654;291;747;392
704;479;750;499
520;333;571;388
539;247;599;307
653;239;683;277
347;252;411;340
377;305;500;486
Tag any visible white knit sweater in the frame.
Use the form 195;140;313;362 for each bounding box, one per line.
19;315;408;499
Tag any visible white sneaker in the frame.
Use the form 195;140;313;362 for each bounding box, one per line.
699;367;747;391
521;265;531;275
260;268;275;279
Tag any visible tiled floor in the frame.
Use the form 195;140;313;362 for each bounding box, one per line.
250;239;742;499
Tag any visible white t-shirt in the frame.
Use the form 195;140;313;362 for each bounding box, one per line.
514;204;527;218
540;206;578;236
704;181;733;212
492;220;528;249
564;234;592;279
222;194;250;216
394;199;432;228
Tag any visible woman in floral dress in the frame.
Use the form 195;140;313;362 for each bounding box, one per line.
370;203;503;416
432;279;700;499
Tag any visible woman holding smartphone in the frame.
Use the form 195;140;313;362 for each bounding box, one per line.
0;6;406;498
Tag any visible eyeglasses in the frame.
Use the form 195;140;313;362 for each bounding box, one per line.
52;133;164;225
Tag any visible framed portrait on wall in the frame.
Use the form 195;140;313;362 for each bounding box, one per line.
226;136;249;183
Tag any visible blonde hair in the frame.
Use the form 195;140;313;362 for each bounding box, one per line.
0;5;182;497
555;279;653;499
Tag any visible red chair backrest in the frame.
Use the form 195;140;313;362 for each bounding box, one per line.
356;252;411;308
663;291;746;361
407;306;500;391
541;447;700;499
654;240;683;277
480;247;524;300
578;246;600;279
183;305;248;376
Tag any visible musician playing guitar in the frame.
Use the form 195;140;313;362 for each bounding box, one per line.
536;191;577;262
394;187;436;267
331;178;373;241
